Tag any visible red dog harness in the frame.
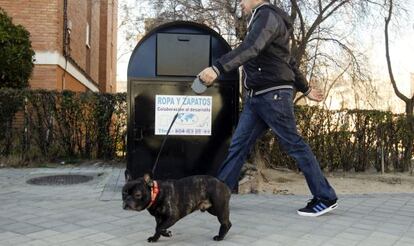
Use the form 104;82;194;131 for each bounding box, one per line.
146;181;159;209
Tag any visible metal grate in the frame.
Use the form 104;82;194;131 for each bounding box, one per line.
27;175;93;186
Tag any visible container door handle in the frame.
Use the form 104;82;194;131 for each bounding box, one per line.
177;36;190;42
134;128;144;141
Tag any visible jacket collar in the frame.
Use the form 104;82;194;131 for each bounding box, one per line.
252;2;270;12
248;2;271;28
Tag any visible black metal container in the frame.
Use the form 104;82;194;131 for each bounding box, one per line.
127;21;239;180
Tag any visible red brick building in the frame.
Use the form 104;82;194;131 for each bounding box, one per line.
0;0;117;92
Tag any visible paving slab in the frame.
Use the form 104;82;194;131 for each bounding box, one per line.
0;167;413;246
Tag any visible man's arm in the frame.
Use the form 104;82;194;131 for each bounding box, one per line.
289;58;310;95
213;8;283;74
289;58;324;102
199;8;283;85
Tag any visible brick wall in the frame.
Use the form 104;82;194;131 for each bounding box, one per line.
99;2;108;92
57;67;88;92
0;0;61;52
90;0;101;84
110;0;118;93
29;65;86;92
0;0;117;93
66;0;87;72
66;0;101;84
30;65;58;90
99;0;117;93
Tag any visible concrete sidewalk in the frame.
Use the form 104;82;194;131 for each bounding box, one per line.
0;166;414;246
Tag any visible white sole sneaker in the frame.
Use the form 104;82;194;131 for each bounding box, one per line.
297;203;338;217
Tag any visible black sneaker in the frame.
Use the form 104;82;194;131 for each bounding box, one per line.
297;197;338;217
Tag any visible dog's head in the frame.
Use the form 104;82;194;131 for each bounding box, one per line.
122;173;154;211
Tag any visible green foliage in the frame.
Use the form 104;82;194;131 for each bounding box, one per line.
0;89;127;163
0;88;24;155
258;106;414;172
0;8;34;89
1;88;413;172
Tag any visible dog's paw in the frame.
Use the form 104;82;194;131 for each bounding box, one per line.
213;235;223;241
147;236;159;243
161;230;172;237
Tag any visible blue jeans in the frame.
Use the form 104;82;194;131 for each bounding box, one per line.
217;89;337;201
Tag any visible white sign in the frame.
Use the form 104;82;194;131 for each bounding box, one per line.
155;95;212;136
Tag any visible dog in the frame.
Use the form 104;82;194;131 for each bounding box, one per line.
122;173;232;242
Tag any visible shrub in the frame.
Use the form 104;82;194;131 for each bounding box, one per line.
0;8;34;89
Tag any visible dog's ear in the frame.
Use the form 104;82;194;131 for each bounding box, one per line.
125;169;132;182
143;173;153;187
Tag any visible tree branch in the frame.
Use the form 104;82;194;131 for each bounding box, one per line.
384;0;409;103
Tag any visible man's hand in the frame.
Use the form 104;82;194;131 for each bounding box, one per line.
198;67;218;86
306;88;324;102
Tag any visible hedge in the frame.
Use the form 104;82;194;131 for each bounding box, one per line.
1;89;412;172
0;89;126;162
258;106;413;172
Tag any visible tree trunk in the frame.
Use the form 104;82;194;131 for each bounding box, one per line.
384;0;414;172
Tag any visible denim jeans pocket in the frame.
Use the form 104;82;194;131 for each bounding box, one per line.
263;89;294;120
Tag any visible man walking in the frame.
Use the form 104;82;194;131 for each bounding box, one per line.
198;0;338;217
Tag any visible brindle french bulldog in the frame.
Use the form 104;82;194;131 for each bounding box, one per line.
122;173;232;242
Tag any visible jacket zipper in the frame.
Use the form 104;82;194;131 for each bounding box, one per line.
245;2;270;90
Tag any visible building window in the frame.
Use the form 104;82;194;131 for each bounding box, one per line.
86;23;91;48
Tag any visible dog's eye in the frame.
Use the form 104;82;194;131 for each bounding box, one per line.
134;193;142;199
